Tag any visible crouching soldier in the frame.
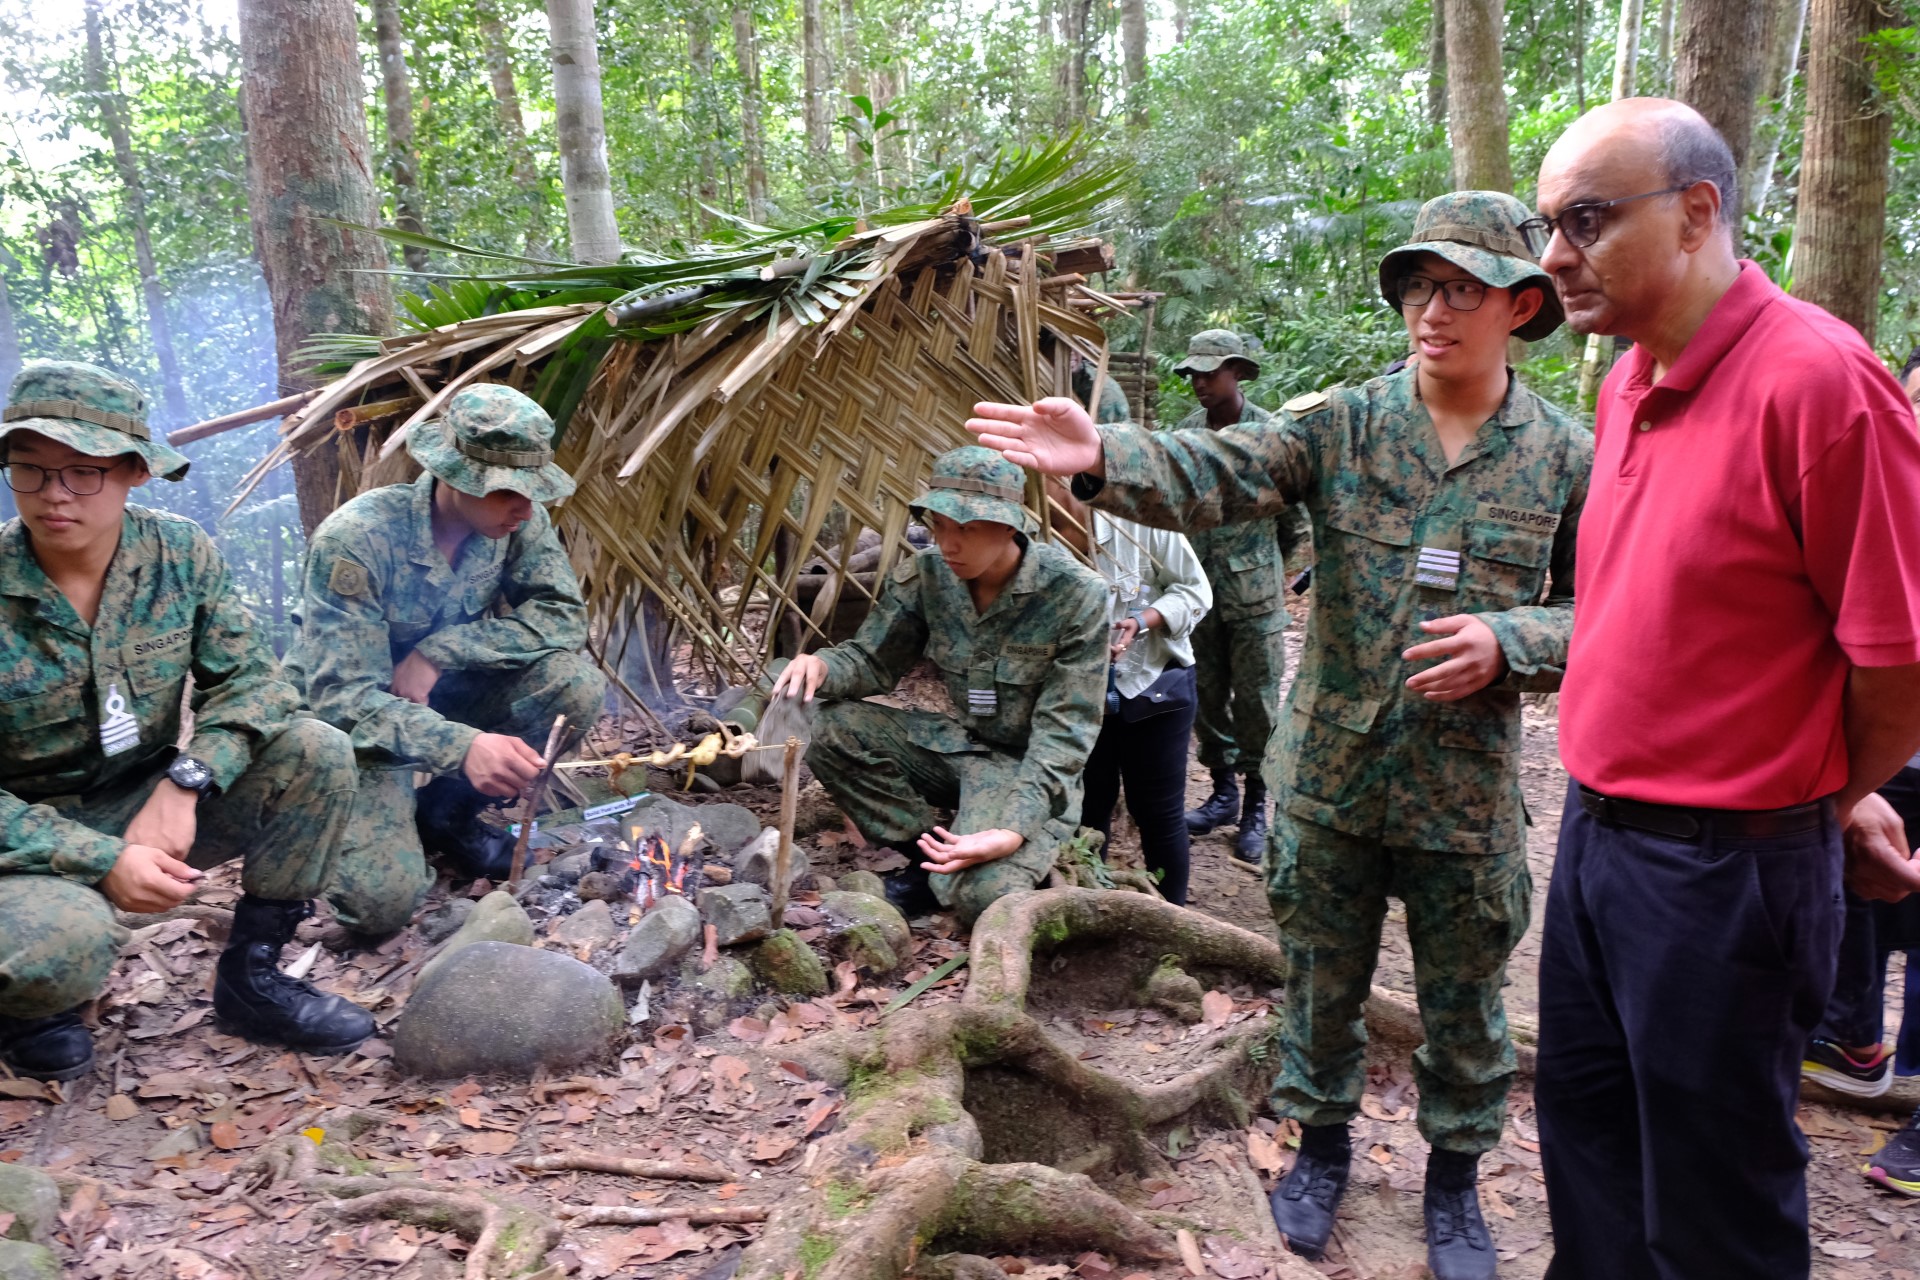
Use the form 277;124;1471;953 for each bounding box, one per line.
284;384;605;946
770;446;1107;925
0;362;373;1079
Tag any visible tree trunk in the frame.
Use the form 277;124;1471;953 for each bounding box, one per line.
237;0;394;536
1121;0;1148;124
0;270;20;394
801;0;833;159
371;0;428;273
1428;0;1448;136
546;0;622;264
1060;0;1092;125
83;0;188;428
1746;0;1810;220
731;1;769;221
839;0;864;168
1793;0;1892;342
1657;0;1675;66
1674;0;1769;202
1579;0;1647;408
475;0;550;256
1443;0;1512;191
1574;0;1586;111
1174;0;1189;43
687;3;718;217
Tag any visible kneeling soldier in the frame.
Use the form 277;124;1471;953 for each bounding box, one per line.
771;446;1108;926
0;362;372;1079
285;385;605;945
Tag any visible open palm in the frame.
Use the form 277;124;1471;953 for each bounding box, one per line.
966;397;1104;476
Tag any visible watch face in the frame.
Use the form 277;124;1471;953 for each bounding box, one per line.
171;757;212;790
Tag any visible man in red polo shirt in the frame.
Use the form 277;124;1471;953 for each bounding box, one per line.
1528;98;1920;1278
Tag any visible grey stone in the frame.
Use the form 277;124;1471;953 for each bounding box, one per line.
551;899;617;952
543;851;592;886
694;804;763;857
576;871;625;902
697;884;773;947
820;891;912;974
628;794;700;851
144;1122;205;1161
810;873;837;893
419;890;535;986
417;898;474;946
394;942;623;1079
732;828;811;892
0;1240;59;1280
612;896;702;988
0;1165;58;1246
836;869;886;899
1143;963;1205;1024
688;955;756;1000
749;930;829;997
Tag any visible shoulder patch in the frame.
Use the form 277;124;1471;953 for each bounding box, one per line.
890;555;922;585
1283;390;1330;414
329;559;371;599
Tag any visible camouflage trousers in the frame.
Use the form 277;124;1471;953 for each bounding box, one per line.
1192;610;1286;775
328;651;606;935
0;718;356;1019
807;700;1076;926
1266;813;1531;1154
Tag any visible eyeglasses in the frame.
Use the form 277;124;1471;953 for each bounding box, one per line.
1518;183;1693;251
1396;276;1488;311
3;459;127;496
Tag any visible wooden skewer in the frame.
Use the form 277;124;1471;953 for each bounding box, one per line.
771;737;802;922
508;715;569;889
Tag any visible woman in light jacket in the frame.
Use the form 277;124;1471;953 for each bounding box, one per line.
1048;477;1212;905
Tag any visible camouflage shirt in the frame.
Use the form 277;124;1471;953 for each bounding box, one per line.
284;471;590;775
1085;367;1592;854
1073;370;1133;425
816;542;1109;845
1174;402;1291;622
0;506;304;882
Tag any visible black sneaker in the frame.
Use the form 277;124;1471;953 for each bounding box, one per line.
1803;1038;1893;1098
1425;1159;1498;1280
0;1010;94;1082
1269;1148;1349;1259
1865;1109;1920;1197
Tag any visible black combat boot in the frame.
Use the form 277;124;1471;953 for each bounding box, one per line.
0;1009;94;1082
1233;775;1270;866
1185;769;1240;835
1270;1122;1351;1259
213;897;375;1054
1425;1149;1498;1280
414;775;518;881
881;850;940;917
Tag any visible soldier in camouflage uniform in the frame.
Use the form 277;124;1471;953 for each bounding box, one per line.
0;362;374;1080
285;385;604;944
1070;358;1133;425
969;192;1592;1280
771;446;1108;927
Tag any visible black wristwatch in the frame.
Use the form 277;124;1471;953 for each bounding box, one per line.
167;754;215;797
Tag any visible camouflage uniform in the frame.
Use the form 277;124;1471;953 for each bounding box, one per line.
805;448;1109;925
284;386;603;936
1079;201;1589;1154
0;363;357;1019
1072;365;1134;425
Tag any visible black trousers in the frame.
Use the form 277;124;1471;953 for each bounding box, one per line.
1537;779;1843;1280
1816;766;1920;1049
1079;667;1198;906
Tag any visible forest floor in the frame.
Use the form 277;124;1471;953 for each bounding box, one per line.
3;595;1917;1280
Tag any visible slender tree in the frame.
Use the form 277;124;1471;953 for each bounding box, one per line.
1428;0;1448;137
731;1;769;221
1794;0;1892;341
802;0;833;159
546;0;622;263
236;0;395;535
0;272;20;394
1121;0;1149;124
475;0;550;254
82;0;187;426
687;2;718;218
1656;0;1675;67
1747;0;1810;220
371;0;429;273
1675;0;1769;193
1578;0;1646;406
839;0;864;168
1443;0;1512;191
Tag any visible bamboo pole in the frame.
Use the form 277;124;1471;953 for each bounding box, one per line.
508;715;569;888
771;736;801;921
167;389;320;446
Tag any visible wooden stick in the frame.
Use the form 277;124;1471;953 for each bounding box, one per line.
515;1152;730;1181
771;737;802;921
556;1205;769;1227
508;716;569;889
332;395;420;431
167;389;320;446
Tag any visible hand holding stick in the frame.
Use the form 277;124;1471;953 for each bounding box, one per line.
508;715;569;889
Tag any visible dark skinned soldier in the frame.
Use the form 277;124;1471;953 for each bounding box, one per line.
968;192;1592;1280
0;362;373;1080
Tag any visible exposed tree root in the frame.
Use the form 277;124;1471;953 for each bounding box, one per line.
557;1205;771;1227
514;1151;730;1181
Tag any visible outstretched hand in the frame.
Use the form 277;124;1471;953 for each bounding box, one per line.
1402;615;1507;702
966;398;1105;477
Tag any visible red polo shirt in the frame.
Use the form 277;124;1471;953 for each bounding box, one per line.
1560;263;1920;809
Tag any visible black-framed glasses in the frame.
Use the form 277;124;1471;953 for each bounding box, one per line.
1396;275;1488;311
3;459;127;496
1518;183;1693;251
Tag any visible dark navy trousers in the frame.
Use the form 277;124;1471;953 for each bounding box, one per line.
1536;779;1844;1280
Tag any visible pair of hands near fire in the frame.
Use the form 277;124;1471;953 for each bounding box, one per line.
392;650;544;798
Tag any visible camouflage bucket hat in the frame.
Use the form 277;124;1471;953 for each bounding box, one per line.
909;445;1036;534
1377;190;1565;343
0;361;190;481
1172;329;1260;379
407;384;576;503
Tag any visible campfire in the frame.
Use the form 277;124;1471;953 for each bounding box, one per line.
592;821;706;910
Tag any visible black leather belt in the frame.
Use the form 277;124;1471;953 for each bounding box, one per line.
1577;785;1826;841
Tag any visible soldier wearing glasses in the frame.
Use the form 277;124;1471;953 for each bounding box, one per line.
0;362;373;1081
966;192;1592;1279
